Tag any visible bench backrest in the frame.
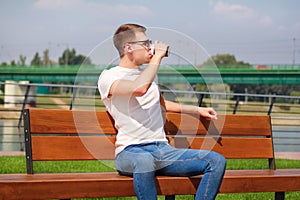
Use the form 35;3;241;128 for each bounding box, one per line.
24;109;275;174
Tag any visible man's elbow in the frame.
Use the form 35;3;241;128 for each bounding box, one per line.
132;84;151;96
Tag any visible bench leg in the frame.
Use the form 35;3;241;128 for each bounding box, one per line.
165;195;175;200
275;192;285;200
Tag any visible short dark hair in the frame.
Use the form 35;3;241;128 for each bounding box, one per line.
113;23;146;57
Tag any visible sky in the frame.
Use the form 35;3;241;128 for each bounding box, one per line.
0;0;300;65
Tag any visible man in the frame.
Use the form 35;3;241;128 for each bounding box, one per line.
98;23;226;200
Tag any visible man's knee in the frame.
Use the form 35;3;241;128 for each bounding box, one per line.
211;151;226;171
203;151;226;171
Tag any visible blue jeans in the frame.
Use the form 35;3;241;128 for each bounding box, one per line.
116;142;226;200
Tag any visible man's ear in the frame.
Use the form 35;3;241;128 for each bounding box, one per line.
124;44;133;53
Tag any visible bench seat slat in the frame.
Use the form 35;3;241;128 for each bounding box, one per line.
1;169;300;199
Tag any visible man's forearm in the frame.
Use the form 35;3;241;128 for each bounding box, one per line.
134;58;161;89
164;100;198;114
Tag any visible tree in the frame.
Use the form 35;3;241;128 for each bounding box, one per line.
19;54;26;66
202;54;251;68
74;54;92;65
10;60;16;66
31;52;41;66
58;48;92;66
30;49;56;66
42;49;51;66
59;48;75;66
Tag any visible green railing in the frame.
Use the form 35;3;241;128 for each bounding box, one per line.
1;65;300;84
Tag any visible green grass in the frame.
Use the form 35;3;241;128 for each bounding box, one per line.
1;156;300;199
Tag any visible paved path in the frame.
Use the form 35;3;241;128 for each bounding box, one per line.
0;151;25;156
275;152;300;160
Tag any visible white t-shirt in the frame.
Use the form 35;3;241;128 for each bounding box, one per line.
98;66;168;156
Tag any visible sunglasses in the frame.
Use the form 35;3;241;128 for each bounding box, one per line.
127;39;152;47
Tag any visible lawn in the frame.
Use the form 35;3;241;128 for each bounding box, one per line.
1;156;299;199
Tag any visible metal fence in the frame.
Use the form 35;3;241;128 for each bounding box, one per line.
0;82;300;152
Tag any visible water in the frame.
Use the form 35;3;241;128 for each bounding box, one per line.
273;125;300;152
0;120;24;151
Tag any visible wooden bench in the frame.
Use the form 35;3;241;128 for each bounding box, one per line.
1;108;300;200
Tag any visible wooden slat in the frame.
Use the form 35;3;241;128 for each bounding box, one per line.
1;169;300;199
220;169;300;193
169;137;274;159
28;109;117;135
214;115;272;136
165;113;272;136
164;112;207;135
31;136;273;161
28;109;271;137
31;136;116;161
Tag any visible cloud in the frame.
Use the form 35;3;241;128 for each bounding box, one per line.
33;0;153;17
211;1;277;29
259;15;273;26
276;25;287;33
294;22;300;31
33;0;79;10
212;1;256;19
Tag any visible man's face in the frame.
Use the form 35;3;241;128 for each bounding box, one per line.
127;32;152;65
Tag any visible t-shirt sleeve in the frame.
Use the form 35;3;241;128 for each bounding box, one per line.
98;69;120;99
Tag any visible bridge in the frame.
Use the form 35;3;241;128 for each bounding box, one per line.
0;65;299;84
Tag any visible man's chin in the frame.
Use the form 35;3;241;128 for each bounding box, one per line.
144;58;151;64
